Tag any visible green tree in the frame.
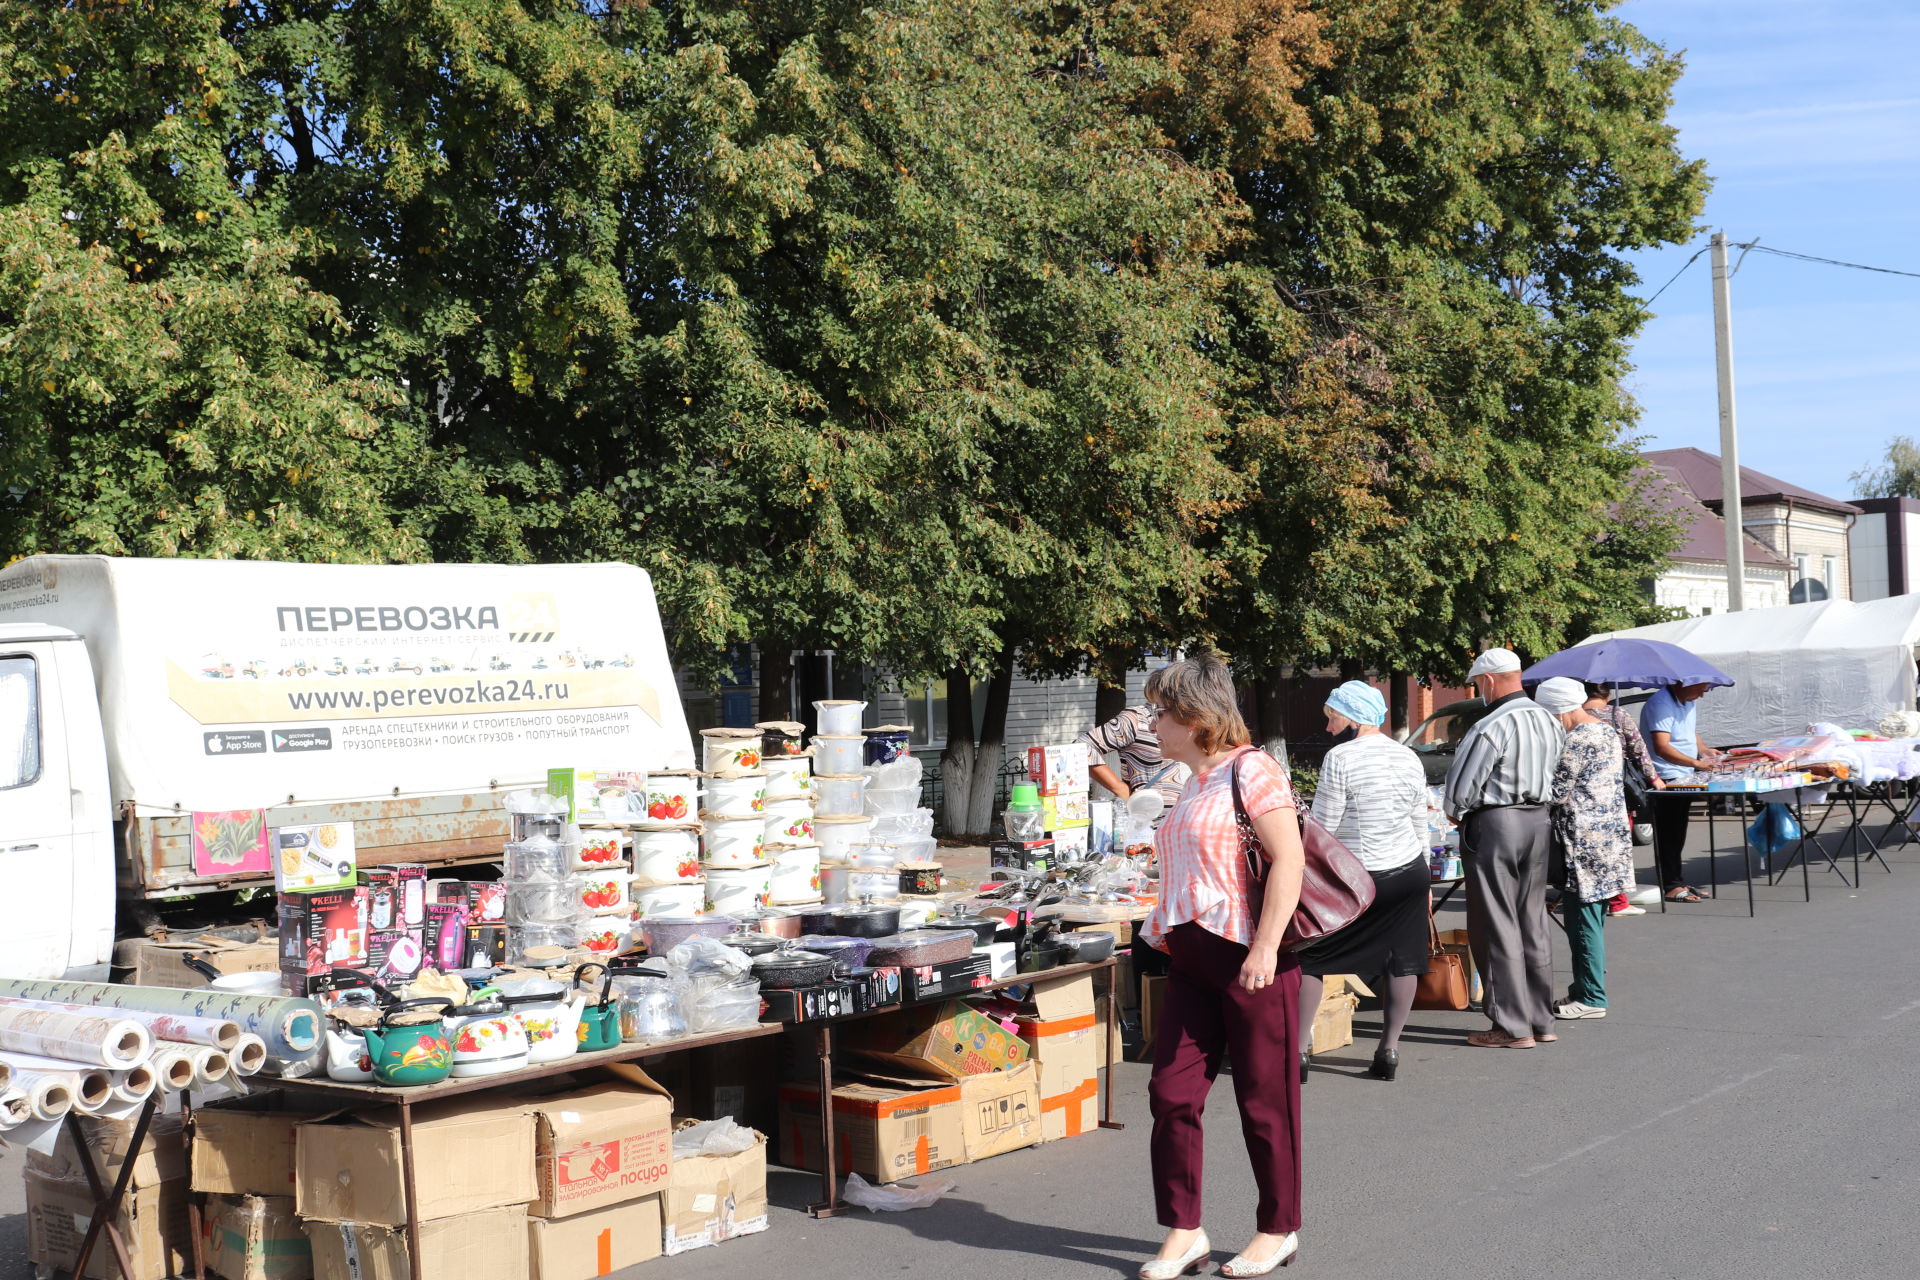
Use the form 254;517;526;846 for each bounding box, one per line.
1852;436;1920;499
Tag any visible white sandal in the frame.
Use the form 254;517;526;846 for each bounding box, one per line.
1139;1232;1212;1280
1220;1233;1299;1277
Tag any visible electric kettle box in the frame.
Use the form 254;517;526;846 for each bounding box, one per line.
514;1063;675;1219
296;1098;537;1226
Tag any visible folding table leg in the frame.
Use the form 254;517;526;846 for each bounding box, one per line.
1099;957;1124;1131
806;1023;846;1218
183;1092;207;1279
67;1094;156;1280
398;1097;424;1280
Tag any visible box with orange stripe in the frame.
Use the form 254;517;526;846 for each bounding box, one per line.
777;1078;966;1185
1016;975;1105;1143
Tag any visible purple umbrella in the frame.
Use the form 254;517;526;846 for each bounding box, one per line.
1522;637;1735;690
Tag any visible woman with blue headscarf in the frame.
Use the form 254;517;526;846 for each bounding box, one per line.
1296;680;1433;1082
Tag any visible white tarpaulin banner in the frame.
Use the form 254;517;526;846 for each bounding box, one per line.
0;556;694;813
1584;594;1920;744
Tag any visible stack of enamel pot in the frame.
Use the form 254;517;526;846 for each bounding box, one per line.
699;728;773;917
810;701;873;904
632;769;705;920
757;720;823;908
567;826;634;958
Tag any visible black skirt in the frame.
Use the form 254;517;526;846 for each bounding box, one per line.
1295;857;1432;979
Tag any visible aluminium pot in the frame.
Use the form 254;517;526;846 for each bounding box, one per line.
829;902;902;939
751;948;837;990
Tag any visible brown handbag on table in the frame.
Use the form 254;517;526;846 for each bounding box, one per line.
1230;749;1376;950
1412;911;1470;1010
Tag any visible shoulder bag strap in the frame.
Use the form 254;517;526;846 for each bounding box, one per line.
1228;748;1268;920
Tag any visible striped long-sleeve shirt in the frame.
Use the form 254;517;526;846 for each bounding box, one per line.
1442;691;1566;821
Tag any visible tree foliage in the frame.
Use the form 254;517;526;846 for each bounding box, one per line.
1852;436;1920;500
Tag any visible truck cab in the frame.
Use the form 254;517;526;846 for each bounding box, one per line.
0;624;116;979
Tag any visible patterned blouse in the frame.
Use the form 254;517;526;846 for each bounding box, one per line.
1550;721;1634;903
1143;748;1295;950
1592;702;1659;788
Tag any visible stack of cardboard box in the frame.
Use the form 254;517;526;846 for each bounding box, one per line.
777;997;1046;1184
193;1096;321;1280
1029;743;1092;861
1013;974;1105;1142
518;1065;676;1276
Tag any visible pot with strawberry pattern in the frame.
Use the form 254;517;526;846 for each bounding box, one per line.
571;868;631;916
640;771;699;826
632;824;702;883
446;991;530;1078
572;829;628;870
703;769;768;817
762;796;816;844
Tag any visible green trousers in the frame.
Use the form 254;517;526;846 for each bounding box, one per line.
1563;899;1608;1006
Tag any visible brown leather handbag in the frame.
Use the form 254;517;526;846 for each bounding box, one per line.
1230;749;1376;950
1412;911;1469;1010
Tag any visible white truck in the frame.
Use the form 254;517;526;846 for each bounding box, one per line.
0;556;695;980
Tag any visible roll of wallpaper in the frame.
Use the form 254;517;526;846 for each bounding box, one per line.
0;980;324;1078
0;1005;150;1069
107;1064;156;1106
180;1045;230;1085
148;1048;196;1092
0;1090;29;1129
6;1075;71;1123
228;1034;267;1077
0;996;241;1051
4;1062;108;1115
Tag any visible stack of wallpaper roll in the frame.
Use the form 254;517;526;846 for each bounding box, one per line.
0;982;301;1139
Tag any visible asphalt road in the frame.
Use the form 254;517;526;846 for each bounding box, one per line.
7;813;1919;1278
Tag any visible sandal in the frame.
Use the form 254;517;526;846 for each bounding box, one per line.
1466;1030;1536;1048
1665;887;1708;903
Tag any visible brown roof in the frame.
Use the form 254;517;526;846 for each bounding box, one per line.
1642;447;1862;516
1637;464;1791;568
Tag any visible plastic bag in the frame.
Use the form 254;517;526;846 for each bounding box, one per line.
1746;802;1801;859
841;1171;956;1212
666;936;754;979
681;979;761;1033
672;1117;759;1159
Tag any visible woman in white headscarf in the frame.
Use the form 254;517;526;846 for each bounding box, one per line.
1534;677;1633;1021
1295;681;1431;1083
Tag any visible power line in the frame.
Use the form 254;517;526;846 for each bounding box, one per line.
1643;245;1710;305
1736;243;1920;280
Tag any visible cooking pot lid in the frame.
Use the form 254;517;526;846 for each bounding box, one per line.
753;949;833;971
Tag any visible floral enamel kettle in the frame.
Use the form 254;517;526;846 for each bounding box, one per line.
447;989;531;1077
495;978;585;1065
361;999;455;1086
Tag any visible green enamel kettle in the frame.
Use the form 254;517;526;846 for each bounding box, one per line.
575;965;621;1053
361;998;454;1086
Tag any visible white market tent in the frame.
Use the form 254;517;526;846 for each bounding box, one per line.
1584;594;1920;745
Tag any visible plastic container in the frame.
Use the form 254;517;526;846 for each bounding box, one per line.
815;773;867;817
614;977;686;1043
705;864;773;916
813;700;868;736
504;837;570;882
1003;808;1046;841
763;796;816;844
867;756;924;790
703;769;768;816
700;727;764;772
504;879;587;924
764;755;812;799
631;825;702;883
869;811;935;841
633;880;705;918
702;816;766;868
815;814;875;863
1009;783;1042;810
812;735;865;775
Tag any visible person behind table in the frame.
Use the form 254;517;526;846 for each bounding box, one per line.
1536;678;1634;1020
1080;695;1194;814
1583;682;1663;917
1442;647;1564;1049
1138;653;1306;1280
1294;680;1430;1083
1641;680;1720;903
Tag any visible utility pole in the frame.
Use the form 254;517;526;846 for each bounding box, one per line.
1711;231;1746;611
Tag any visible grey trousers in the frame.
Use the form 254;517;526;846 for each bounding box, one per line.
1461;805;1556;1039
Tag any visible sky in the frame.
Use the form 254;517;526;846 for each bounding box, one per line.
1616;0;1920;502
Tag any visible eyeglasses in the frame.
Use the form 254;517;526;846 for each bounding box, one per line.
1145;703;1165;725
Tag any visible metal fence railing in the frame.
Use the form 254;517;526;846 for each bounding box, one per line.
918;755;1030;838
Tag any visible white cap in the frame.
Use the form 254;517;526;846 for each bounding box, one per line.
1533;677;1587;714
1467;648;1522;680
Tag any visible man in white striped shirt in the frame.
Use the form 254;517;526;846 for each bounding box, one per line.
1443;648;1566;1049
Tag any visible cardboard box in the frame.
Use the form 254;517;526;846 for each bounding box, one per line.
845;1000;1029;1079
1093;994;1125;1067
989;839;1054;873
297;1096;537;1226
663;1125;769;1255
1138;974;1166;1061
304;1207;528;1280
29;1111;186;1190
1048;826;1091;860
194;1094;334;1197
901;952;995;1003
203;1194;312;1280
26;1168;192;1280
270;821;357;892
1027;743;1091;795
759;968;902;1024
128;934;277;988
278;886;367;989
959;1061;1043;1161
777;1077;965;1185
548;767;651;823
521;1065;675;1219
1089;799;1115;854
367;926;426;984
1309;990;1358;1056
1042;791;1092;830
528;1196;662;1279
464;923;509;967
1016;976;1103;1141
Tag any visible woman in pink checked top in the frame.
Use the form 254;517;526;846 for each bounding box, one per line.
1137;654;1307;1280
